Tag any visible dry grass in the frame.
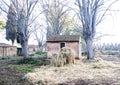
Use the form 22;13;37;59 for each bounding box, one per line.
25;56;120;84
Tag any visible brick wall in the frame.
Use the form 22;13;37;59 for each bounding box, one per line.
47;42;60;58
47;42;81;58
66;42;79;57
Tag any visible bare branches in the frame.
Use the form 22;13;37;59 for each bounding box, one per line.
96;0;119;25
76;0;118;38
0;6;7;14
40;0;71;37
1;0;10;7
28;0;39;16
0;0;9;14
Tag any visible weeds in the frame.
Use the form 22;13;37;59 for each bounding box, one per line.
8;64;33;73
0;77;11;83
29;54;35;56
17;57;39;65
0;56;10;60
37;80;43;84
0;55;50;85
35;52;47;55
17;57;50;66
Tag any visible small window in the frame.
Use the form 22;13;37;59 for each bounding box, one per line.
33;48;35;51
60;42;65;48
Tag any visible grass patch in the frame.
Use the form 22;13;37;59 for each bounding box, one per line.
8;64;33;73
37;80;43;84
0;56;10;60
37;61;50;66
29;54;35;56
28;52;47;58
17;57;50;66
17;57;40;65
35;52;47;55
0;56;50;85
0;77;11;83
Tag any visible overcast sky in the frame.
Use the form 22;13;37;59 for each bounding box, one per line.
95;0;120;44
0;0;120;45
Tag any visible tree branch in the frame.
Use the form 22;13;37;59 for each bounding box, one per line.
96;0;119;25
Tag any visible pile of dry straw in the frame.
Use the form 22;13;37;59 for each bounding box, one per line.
50;47;75;67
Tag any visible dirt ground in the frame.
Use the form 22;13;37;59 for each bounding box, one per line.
0;54;120;85
0;57;32;85
25;55;120;85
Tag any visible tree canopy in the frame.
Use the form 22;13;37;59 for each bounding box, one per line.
0;20;6;29
6;3;17;44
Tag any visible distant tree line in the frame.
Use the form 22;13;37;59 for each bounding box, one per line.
94;43;120;51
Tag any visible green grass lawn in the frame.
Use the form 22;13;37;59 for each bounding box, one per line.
0;52;49;85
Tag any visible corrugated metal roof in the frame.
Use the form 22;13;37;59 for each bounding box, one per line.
47;35;80;42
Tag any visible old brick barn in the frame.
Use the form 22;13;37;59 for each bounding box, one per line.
0;43;17;56
47;35;81;59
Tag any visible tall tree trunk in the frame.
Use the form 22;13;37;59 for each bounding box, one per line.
85;37;94;59
21;40;28;60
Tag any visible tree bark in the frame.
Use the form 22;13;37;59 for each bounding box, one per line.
85;37;94;59
21;40;28;60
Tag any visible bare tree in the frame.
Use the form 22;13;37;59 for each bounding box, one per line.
33;22;46;52
0;0;39;60
15;0;38;60
75;0;118;59
40;0;72;38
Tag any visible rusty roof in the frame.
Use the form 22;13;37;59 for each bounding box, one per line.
47;35;80;42
28;45;38;48
0;43;16;47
